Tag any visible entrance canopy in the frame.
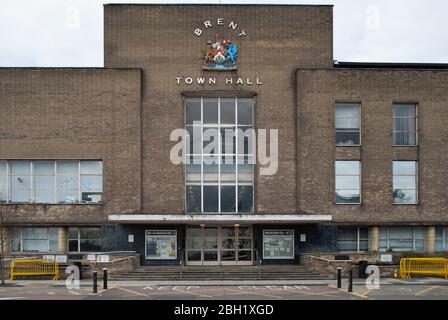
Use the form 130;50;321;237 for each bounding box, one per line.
108;214;332;224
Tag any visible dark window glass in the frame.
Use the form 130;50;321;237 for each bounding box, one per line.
186;98;201;125
203;186;219;212
204;251;218;261
237;98;253;125
68;240;78;252
238;186;253;213
203;98;218;124
221;186;236;212
187;251;201;261
186;185;201;212
221;251;236;261
220;98;235;124
238;251;252;261
80;239;101;252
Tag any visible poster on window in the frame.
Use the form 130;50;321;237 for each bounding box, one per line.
263;230;294;259
145;230;177;260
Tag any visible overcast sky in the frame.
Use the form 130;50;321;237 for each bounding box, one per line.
0;0;447;67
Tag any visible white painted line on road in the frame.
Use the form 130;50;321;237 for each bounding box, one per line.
0;297;25;300
415;286;439;296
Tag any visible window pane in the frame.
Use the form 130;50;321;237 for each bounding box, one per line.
57;189;79;203
237;98;253;125
68;228;79;239
394;104;416;118
203;156;219;182
186;98;201;125
11;174;30;190
203;186;218;212
335;117;359;129
239;227;251;237
221;128;236;154
203;98;218;124
393;190;417;204
186;185;201;212
336;104;359;118
186;126;202;154
80;161;102;175
34;161;54;175
35;189;54;203
238;186;253;213
203;127;219;155
80;228;101;239
186;158;201;183
10;160;31;175
393;176;416;190
11;189;30;203
336;190;360;204
0;161;6;175
80;239;101;252
220;98;235;124
393;162;416;176
57;175;78;189
69;239;79;252
336;176;360;190
81;175;103;192
336;161;360;175
335;131;360;145
220;157;235;183
221;185;236;212
57;161;78;174
0;161;7;201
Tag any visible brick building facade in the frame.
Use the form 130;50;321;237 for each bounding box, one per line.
0;4;447;267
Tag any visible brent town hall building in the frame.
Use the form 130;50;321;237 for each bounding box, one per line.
1;4;447;270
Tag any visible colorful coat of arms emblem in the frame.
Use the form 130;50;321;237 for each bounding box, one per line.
203;34;238;70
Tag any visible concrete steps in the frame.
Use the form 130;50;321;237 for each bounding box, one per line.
111;265;332;281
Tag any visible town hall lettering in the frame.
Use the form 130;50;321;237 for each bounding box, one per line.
175;76;263;86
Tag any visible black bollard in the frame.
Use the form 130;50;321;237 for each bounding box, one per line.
103;268;108;290
348;269;353;293
93;271;98;293
337;267;342;289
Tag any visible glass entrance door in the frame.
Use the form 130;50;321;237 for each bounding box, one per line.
186;226;253;266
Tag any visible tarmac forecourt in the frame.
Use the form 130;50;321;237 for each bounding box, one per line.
0;279;448;300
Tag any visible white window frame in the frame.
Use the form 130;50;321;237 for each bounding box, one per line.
335;102;362;147
392;103;418;146
184;96;254;214
0;160;103;204
262;229;295;260
392;161;418;205
335;160;362;205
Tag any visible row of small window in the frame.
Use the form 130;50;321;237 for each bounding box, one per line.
335;160;418;204
10;227;101;253
336;103;417;146
337;227;448;252
0;160;103;204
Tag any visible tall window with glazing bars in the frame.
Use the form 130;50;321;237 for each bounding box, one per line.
185;96;254;213
393;104;417;146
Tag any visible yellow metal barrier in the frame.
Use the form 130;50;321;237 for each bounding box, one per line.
400;258;448;279
10;259;60;280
